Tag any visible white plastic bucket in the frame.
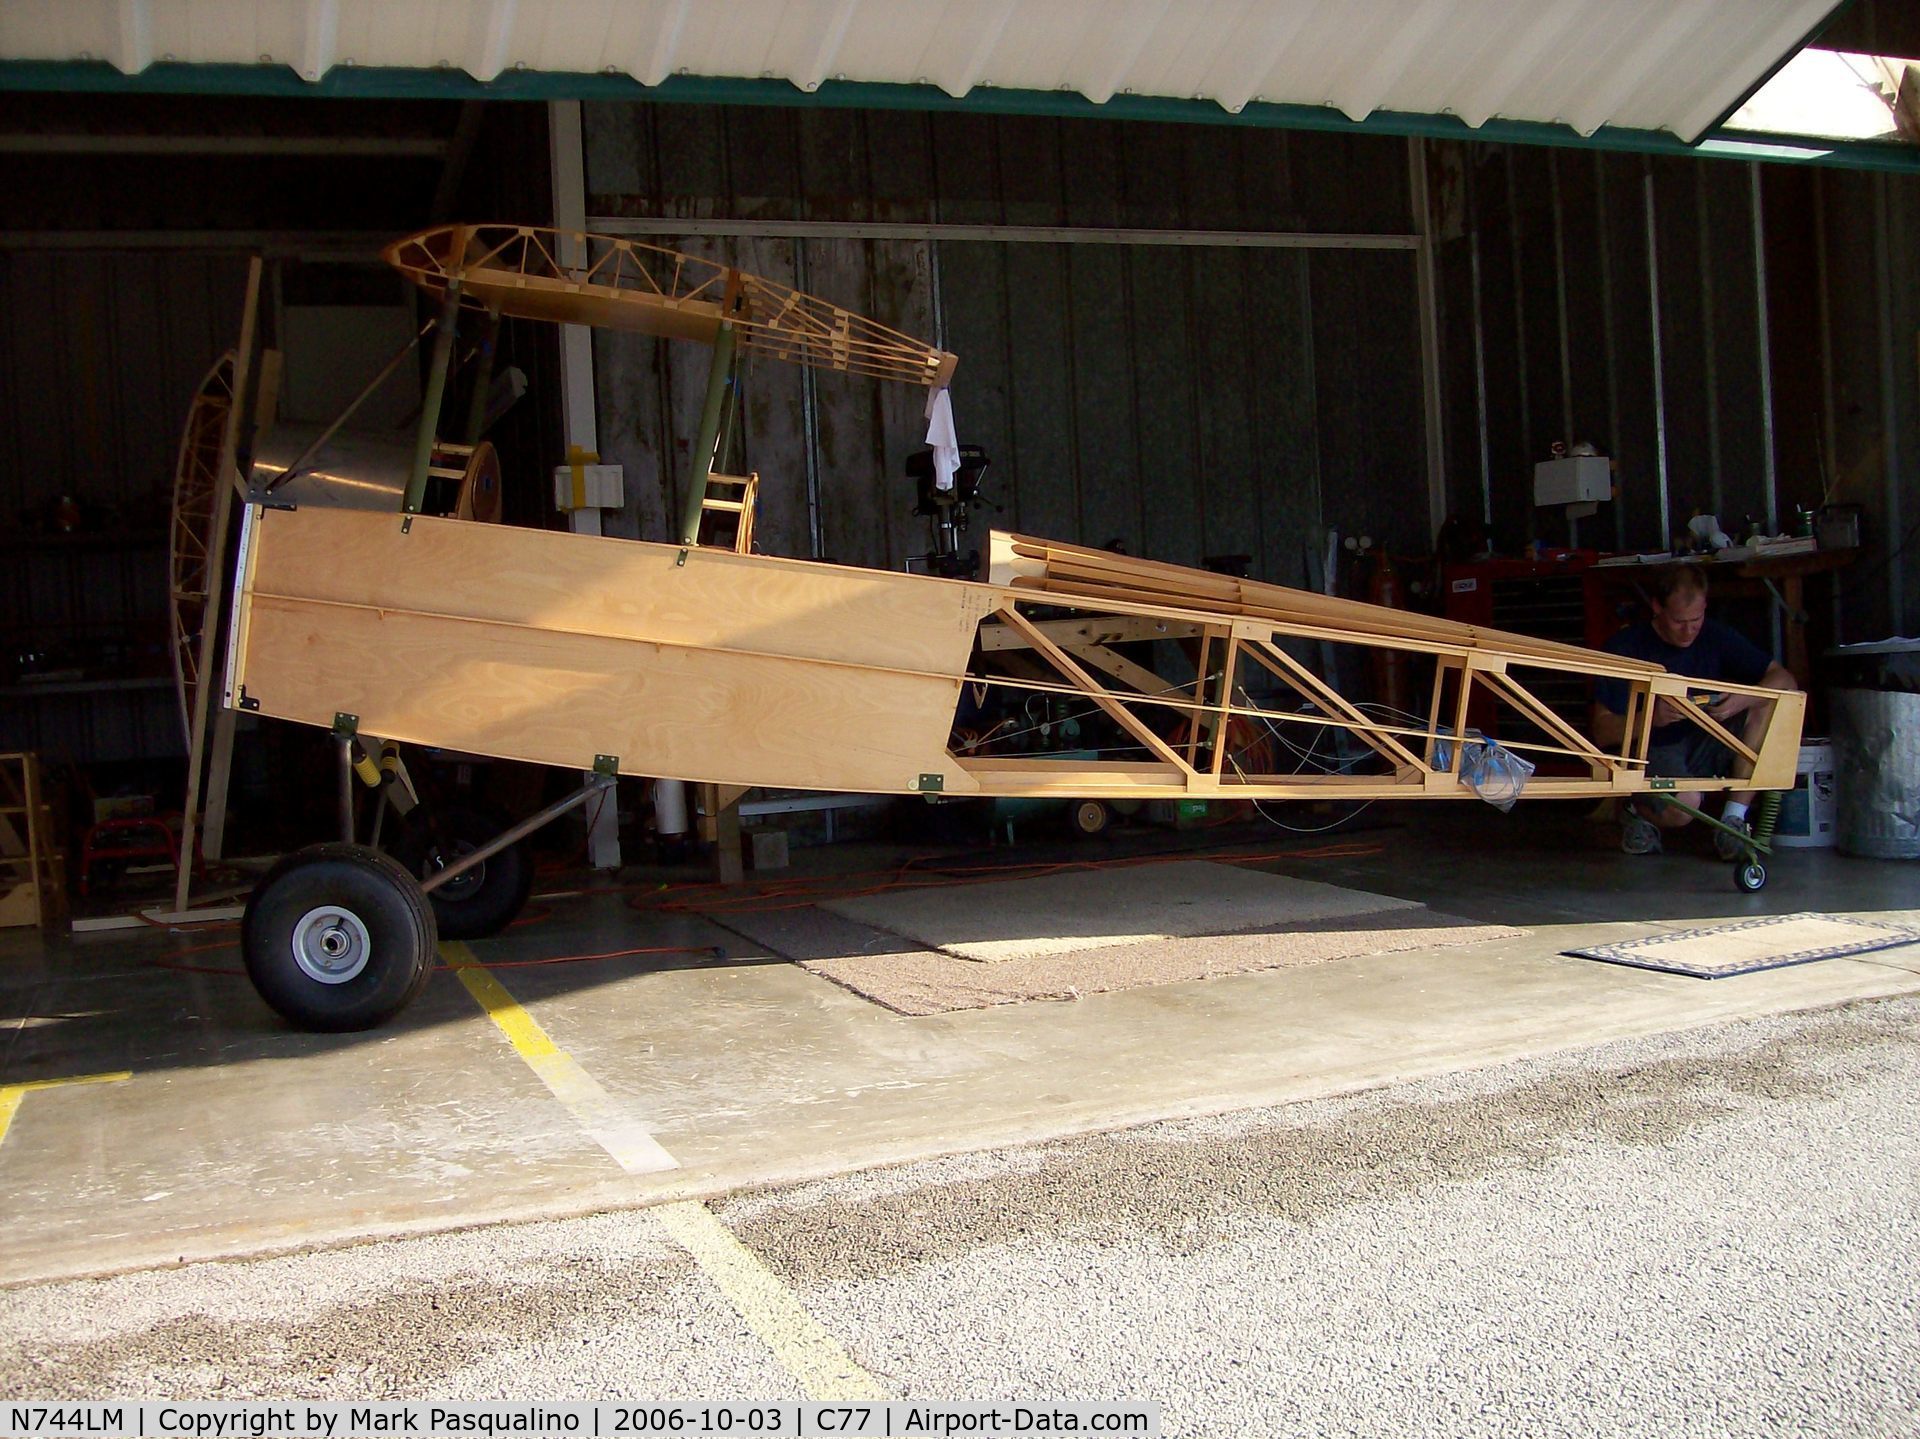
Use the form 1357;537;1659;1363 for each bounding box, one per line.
1774;740;1836;848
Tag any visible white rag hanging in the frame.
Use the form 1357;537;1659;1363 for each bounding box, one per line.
924;386;959;492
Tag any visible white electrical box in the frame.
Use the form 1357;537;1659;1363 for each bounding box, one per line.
1533;455;1610;507
553;463;625;511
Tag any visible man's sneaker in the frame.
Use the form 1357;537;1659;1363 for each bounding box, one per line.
1621;812;1663;855
1714;815;1753;861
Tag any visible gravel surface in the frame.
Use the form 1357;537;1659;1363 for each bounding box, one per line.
4;996;1917;1438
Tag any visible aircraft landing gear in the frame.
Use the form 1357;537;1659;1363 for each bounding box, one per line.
242;843;437;1032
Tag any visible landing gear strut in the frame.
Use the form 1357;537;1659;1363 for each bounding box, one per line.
242;765;617;1030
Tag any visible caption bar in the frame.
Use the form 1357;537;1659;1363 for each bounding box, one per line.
2;1405;1160;1438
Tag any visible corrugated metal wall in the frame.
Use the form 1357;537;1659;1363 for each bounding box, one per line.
1431;138;1920;640
1810;165;1920;643
0;252;251;517
582;105;1429;586
0;252;251;762
0;98;558;766
1432;146;1774;553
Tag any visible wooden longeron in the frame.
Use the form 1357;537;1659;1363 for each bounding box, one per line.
226;505;1803;804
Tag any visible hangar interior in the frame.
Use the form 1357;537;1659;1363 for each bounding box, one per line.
2;0;1919;1353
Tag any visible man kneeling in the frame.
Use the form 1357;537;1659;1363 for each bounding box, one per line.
1591;567;1798;857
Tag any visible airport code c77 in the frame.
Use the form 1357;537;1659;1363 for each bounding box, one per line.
4;1402;1159;1438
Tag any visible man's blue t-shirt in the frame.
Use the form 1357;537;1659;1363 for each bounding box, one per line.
1593;618;1772;747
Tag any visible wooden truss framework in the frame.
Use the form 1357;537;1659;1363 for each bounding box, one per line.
208;221;1810;1034
227;509;1803;808
383;223;959;389
967;535;1803;801
223;221;1802;830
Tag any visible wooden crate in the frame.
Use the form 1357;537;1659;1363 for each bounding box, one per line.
0;752;67;929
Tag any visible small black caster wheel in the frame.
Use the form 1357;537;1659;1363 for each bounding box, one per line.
242;842;437;1031
1735;859;1767;893
1069;798;1112;839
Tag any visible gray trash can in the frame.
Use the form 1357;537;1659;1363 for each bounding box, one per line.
1827;640;1920;859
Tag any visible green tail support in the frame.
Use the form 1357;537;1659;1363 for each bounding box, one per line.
1749;789;1781;850
1658;788;1783;892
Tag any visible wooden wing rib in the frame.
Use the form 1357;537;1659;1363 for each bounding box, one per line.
383;223;959;389
168;350;237;747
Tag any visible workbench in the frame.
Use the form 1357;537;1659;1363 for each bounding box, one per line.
1590;548;1861;689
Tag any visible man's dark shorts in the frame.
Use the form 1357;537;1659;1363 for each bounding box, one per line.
1646;728;1735;783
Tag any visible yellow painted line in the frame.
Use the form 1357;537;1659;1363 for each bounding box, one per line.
440;947;879;1401
0;1070;132;1149
443;942;677;1175
653;1199;889;1402
441;947;882;1401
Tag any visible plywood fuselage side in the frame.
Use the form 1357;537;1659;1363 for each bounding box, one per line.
227;506;1805;804
229;505;995;794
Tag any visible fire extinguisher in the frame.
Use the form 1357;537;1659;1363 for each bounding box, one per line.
1368;552;1412;717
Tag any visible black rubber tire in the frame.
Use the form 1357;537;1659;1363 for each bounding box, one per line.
389;803;534;940
1736;860;1768;893
1069;798;1113;839
242;843;437;1031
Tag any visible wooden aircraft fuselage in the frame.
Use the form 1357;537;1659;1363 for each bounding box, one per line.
226;503;1804;803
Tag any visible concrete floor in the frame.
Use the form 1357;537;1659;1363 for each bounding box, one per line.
4;804;1918;1289
7;998;1917;1432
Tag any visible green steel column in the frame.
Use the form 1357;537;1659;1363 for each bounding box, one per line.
403;281;463;514
677;321;737;546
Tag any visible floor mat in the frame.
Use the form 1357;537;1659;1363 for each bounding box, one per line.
795;909;1525;1015
819;859;1421;963
1564;912;1920;979
717;861;1519;1015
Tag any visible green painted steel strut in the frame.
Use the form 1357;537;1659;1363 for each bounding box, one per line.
403;281;464;515
1660;794;1779;859
677;320;738;546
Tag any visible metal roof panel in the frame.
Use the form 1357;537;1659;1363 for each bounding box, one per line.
0;0;1843;144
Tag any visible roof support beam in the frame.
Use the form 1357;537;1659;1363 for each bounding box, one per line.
585;216;1418;250
0;134;446;155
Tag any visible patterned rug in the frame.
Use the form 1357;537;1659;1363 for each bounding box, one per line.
1564;912;1920;979
818;859;1422;963
718;861;1527;1015
793;909;1524;1015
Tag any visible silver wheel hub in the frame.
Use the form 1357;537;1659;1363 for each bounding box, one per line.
291;905;372;985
